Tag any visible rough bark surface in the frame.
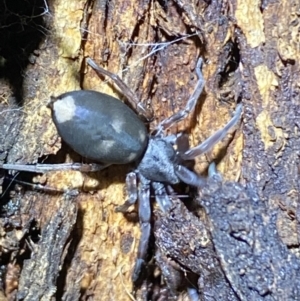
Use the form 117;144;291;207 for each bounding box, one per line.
0;0;299;300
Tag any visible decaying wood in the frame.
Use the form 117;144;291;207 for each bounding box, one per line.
0;0;299;300
17;191;78;301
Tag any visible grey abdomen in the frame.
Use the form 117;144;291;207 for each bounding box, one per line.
51;90;148;165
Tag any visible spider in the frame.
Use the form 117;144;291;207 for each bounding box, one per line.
1;57;242;282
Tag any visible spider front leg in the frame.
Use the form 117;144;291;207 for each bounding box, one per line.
151;182;172;212
132;175;151;282
115;172;151;282
155;57;205;135
208;162;222;181
181;103;243;160
174;104;242;187
120;177;174;281
175;165;207;187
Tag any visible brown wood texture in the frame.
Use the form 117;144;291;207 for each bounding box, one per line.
0;0;299;300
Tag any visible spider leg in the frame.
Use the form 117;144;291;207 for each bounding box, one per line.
175;165;207;187
208;162;222;181
114;172;150;282
187;287;200;301
132;174;151;282
115;172;138;212
181;103;242;160
0;163;108;173
152;182;172;212
86;58;153;121
1;176;78;194
155;58;204;135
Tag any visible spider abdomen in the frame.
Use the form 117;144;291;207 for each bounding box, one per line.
50;90;148;165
